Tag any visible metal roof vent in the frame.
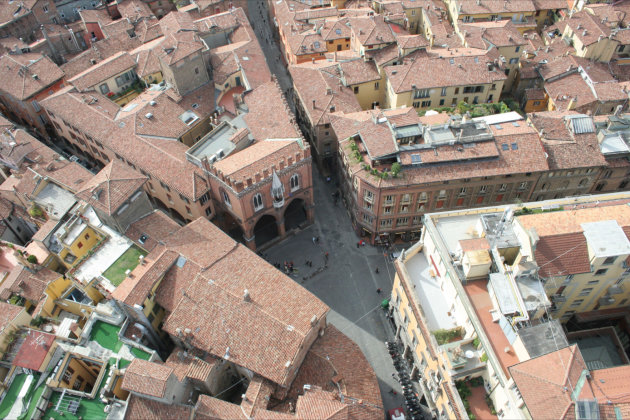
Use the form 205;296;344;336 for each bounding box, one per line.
243;289;251;302
145;113;153;119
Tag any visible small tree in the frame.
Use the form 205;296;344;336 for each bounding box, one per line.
391;162;401;178
27;255;38;264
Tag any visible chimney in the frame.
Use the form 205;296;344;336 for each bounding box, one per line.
567;96;576;110
312;57;315;64
244;289;251;302
312;99;316;109
334;51;337;62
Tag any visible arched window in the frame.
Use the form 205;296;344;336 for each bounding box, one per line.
253;193;263;211
578;178;588;187
290;174;299;192
222;190;231;207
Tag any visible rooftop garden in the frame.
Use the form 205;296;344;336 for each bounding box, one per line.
418;99;521;118
433;327;464;345
456;378;497;420
102;246;147;286
513;205;564;216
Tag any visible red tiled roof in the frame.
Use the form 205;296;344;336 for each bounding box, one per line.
111;248;178;306
289;62;362;127
0;302;24;332
509;345;585;420
0;265;60;303
124;210;180;252
13;330;55;371
124;395;192;420
75;160;147;216
68;52;136;92
0;53;64;100
122;358;174;398
385;52;507;93
243;81;301;141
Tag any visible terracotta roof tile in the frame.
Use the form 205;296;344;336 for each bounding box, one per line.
339;59;381;85
0;53;64;100
243;81;300;141
528;112;607;169
111;248;178;306
509;345;585;420
0;265;60;303
457;0;536;15
12;330;55;371
69;51;137;92
385;52;507;93
0;301;24;332
124;395;192;420
564;10;612;46
41;88;209;200
349;15;396;46
157;31;204;65
75;160;147;216
158;219;328;387
122;358;174;398
213;139;304;185
124;210;180;252
290;62;362;127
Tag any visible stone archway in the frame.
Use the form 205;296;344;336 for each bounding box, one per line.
284;198;307;232
254;214;279;248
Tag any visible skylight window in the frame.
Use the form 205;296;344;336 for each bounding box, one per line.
511;143;518;150
501;143;509;151
495;124;503;129
335;28;342;35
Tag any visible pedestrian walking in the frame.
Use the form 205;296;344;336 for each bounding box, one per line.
377;288;382;294
356;242;360;248
324;252;329;261
312;236;317;244
375;267;379;274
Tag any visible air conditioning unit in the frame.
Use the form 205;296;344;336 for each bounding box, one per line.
149;100;157;106
145;113;153;119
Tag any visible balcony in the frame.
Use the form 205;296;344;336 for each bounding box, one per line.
608;284;624;295
443;339;486;379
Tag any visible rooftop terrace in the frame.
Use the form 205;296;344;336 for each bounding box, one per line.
406;251;458;331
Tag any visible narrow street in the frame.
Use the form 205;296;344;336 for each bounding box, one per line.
248;0;295;112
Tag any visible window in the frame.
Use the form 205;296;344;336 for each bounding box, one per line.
421;100;431;107
439;99;445;105
418;192;428;203
383;205;392;214
384;195;394;204
186;206;192;216
603;170;613;179
31;100;41;112
253;193;263;211
167;194;174;204
413;216;421;225
290;174;299;191
179;193;190;204
579;288;593;296
199;192;210;205
380;219;393;227
99;84;109;94
479;185;488;194
458;187;467;196
413;101;421;108
595;268;608;276
205;207;212;217
364;190;374;202
362;213;373;223
77;242;83;249
159;181;170;192
364;200;372;210
354;86;359;94
518;181;528;190
374;82;379;90
222;190;231;206
441;87;447;96
397;217;409;226
414;88;430;98
571;299;584;307
603;256;617;265
509;57;519;64
84;233;90;240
